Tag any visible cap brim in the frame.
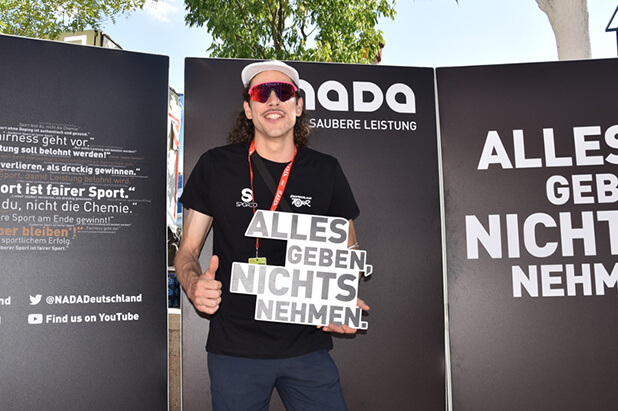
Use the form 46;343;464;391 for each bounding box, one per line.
241;60;300;87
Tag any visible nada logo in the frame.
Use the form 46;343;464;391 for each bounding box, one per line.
29;294;42;305
28;313;43;325
290;195;311;208
237;188;258;208
300;79;416;114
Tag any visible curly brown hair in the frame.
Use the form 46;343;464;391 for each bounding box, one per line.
227;86;311;147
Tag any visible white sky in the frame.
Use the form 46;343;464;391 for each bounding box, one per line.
106;0;618;93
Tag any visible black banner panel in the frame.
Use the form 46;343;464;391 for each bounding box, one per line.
438;59;618;410
0;35;168;409
183;58;445;410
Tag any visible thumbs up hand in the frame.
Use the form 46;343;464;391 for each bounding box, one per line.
191;255;222;315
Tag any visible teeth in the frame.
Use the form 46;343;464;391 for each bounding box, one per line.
266;113;282;119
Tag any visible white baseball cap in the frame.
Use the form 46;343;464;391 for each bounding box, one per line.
241;60;300;87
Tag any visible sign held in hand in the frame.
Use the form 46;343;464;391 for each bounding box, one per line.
231;210;372;329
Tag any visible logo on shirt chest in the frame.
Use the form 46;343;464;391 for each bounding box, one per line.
290;194;312;208
236;188;257;208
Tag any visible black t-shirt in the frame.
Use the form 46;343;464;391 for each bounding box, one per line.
180;143;359;359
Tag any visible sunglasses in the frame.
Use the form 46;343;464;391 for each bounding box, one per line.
248;82;298;103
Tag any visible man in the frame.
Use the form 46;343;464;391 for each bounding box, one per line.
175;60;368;410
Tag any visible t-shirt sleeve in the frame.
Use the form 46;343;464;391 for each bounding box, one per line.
179;151;213;216
328;160;360;220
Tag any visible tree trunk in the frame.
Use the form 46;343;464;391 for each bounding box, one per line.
536;0;591;60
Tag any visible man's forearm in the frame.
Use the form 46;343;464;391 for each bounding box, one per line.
174;248;202;301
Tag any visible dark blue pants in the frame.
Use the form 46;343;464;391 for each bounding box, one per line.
208;350;348;411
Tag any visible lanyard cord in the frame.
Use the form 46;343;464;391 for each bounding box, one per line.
247;140;297;258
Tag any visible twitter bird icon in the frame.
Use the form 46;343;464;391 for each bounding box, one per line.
29;294;42;305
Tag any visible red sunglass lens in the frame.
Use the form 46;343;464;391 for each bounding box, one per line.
249;82;297;103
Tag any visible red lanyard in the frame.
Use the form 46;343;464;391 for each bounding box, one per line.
248;140;297;257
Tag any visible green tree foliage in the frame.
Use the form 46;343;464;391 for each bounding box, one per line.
0;0;152;39
184;0;396;63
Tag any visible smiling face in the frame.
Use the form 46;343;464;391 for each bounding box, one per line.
243;70;303;145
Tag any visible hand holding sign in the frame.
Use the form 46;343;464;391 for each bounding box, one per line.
320;297;370;334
